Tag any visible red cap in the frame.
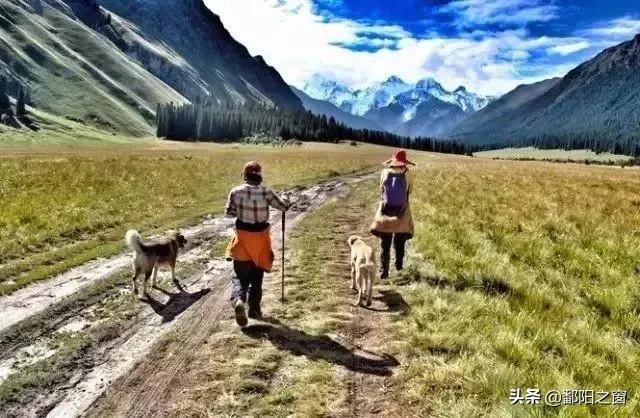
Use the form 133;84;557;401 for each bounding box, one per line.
243;161;262;175
384;149;415;167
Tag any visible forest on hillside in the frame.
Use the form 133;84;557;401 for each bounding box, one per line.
0;76;30;128
155;102;476;155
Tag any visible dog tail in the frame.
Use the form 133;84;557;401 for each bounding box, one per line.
125;230;143;253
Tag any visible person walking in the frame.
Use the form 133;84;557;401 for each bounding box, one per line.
370;149;415;279
225;161;289;327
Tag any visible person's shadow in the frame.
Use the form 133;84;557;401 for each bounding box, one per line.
242;317;399;376
142;281;211;323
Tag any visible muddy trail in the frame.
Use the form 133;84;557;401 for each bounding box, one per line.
0;173;373;418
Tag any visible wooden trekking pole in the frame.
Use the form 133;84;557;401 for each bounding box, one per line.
281;210;286;303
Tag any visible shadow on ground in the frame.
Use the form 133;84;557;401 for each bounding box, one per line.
242;317;399;376
143;281;211;323
365;289;411;315
394;266;518;298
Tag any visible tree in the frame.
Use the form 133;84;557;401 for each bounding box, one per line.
0;77;9;112
16;87;26;117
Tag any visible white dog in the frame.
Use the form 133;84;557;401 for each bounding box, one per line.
347;235;377;307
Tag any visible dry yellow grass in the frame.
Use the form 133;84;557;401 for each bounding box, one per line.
0;140;391;294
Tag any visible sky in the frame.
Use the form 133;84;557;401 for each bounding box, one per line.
205;0;640;96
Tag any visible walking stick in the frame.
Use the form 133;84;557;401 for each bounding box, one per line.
281;210;286;303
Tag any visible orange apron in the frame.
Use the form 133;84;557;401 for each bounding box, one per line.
226;229;274;272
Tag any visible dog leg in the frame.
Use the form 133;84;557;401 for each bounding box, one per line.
355;267;362;306
350;262;357;292
132;273;139;295
132;264;140;295
152;265;159;287
171;263;177;283
143;271;151;295
366;270;373;307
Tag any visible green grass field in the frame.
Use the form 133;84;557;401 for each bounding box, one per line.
0;139;391;294
399;157;640;416
152;152;640;416
475;147;634;163
3;137;640;416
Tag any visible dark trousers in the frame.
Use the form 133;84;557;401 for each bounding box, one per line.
230;260;264;315
379;233;409;276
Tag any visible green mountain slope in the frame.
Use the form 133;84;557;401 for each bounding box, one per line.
0;0;185;135
0;0;301;136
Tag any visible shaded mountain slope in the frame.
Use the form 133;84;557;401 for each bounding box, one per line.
100;0;301;109
452;34;640;149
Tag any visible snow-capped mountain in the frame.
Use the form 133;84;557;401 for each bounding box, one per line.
350;76;412;116
453;86;494;112
299;74;494;137
301;74;354;112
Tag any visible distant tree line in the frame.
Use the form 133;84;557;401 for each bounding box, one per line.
156;102;476;155
481;133;640;157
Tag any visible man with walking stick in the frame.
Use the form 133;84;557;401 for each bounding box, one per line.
225;161;290;327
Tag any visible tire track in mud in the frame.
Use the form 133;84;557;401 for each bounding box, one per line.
329;199;404;418
0;174;373;418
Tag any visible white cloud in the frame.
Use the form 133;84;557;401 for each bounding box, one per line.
203;0;609;96
579;16;640;40
440;0;559;27
547;41;591;56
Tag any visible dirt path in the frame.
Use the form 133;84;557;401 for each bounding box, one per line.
329;198;407;417
0;174;374;417
84;176;407;418
81;178;362;418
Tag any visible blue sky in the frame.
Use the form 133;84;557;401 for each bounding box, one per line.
206;0;640;95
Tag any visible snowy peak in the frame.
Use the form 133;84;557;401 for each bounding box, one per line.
384;75;406;85
299;74;494;130
302;74;354;109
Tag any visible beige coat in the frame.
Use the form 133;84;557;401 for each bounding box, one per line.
370;167;414;237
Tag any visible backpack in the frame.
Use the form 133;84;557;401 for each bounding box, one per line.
381;171;408;217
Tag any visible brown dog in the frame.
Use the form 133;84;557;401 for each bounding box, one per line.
347;235;377;307
125;230;187;296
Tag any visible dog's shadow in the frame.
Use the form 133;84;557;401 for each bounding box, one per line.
364;289;411;315
242;317;399;376
142;281;211;323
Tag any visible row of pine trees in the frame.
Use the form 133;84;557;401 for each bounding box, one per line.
0;76;30;126
155;102;476;155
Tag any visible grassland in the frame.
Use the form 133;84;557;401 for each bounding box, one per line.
476;147;633;163
0;139;391;295
164;153;640;416
400;157;640;416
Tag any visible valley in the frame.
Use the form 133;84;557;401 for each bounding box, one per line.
0;0;640;416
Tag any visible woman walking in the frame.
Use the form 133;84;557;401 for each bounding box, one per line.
370;149;415;279
225;161;290;326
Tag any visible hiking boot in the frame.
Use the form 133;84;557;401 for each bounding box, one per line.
248;309;263;320
380;268;389;280
234;300;248;327
395;263;403;272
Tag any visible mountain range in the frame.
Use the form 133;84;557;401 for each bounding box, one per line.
451;34;640;151
300;74;494;137
1;0;639;152
0;0;300;135
290;86;383;132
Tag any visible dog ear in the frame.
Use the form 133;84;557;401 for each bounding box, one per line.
347;235;358;247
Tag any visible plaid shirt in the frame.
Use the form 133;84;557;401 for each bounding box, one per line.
225;183;288;224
